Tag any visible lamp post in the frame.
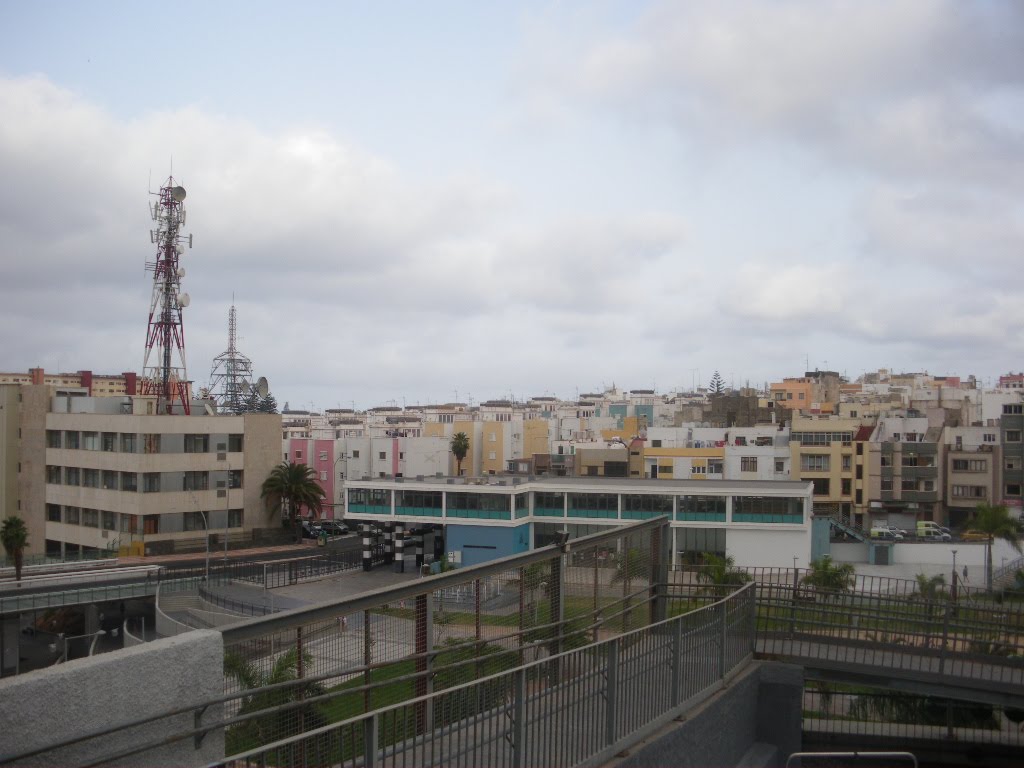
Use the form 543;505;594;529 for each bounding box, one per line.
951;549;958;605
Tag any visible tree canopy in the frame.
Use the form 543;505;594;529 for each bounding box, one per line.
1;516;28;581
967;503;1024;590
708;371;725;395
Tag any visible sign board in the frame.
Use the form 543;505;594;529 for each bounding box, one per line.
447;550;462;564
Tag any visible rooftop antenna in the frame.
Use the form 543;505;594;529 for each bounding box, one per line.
140;175;192;414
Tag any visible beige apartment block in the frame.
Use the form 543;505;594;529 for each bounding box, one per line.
789;415;869;522
13;386;280;558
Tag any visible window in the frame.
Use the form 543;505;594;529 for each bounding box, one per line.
183;511;206;531
46;430;62;448
82;431;100;450
64;431;80;449
65;507;80;525
319;451;328;461
1004;404;1024;415
841;455;852;471
120;514;137;534
1006;484;1022;497
295;450;303;459
881;456;892;467
228;509;243;528
224;433;243;452
102;432;116;452
811;478;830;495
984;433;996;443
229;469;243;489
856;465;863;479
651;440;662;448
101;470;117;490
1007;458;1022;471
841;478;851;495
120;433;137;453
65;467;80;486
855;489;863;504
953;485;986;498
1007;430;1022;443
488;451;496;460
489;433;496;442
741;457;758;472
82;469;99;488
183;471;209;491
953;459;987;472
856;443;863;455
708;459;723;474
143;473;161;493
82;509;99;528
798;393;805;400
691;464;706;475
184;434;210;453
351;450;360;459
775;460;785;473
102;511;116;530
901;479;916;491
893;433;901;442
881;478;893;491
144;434;161;454
121;472;138;492
46;504;61;522
319;471;327;481
800;455;829;472
379;451;386;460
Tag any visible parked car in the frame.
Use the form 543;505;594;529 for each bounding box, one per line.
319;520;348;536
961;531;991;542
869;527;903;541
917;530;952;542
300;520;320;539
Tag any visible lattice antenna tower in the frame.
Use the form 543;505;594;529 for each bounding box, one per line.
208;303;255;414
141;178;193;414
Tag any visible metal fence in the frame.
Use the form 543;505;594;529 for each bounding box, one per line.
803;685;1024;750
212;580;753;767
749;566;1024;696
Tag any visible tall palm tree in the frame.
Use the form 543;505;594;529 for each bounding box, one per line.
261;462;325;543
1;516;29;581
967;503;1024;591
450;432;470;476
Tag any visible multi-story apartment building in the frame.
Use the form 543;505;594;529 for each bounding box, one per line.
12;386;281;558
770;371;842;414
789;415;866;521
1000;402;1024;515
866;416;942;527
943;426;1000;527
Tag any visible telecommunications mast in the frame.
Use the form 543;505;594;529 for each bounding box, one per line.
141;179;192;414
208;303;255;413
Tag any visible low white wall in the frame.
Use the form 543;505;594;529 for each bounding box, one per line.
728;528;812;568
0;630;224;766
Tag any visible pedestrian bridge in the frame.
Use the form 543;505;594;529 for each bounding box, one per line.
2;517;1021;767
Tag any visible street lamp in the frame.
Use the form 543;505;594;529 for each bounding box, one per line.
951;549;958;604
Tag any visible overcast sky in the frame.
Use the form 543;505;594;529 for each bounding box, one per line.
1;1;1022;410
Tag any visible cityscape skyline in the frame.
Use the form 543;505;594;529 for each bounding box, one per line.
1;2;1022;411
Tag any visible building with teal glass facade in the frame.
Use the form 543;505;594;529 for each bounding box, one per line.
345;476;814;569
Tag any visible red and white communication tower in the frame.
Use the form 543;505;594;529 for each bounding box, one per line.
141;178;193;414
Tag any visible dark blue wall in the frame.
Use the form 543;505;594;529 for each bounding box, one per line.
446;523;532;568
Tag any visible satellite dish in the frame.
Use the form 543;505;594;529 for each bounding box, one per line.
171;186;187;202
176;245;184;256
177;266;186;278
178;293;190;307
256;376;269;398
204;401;216;416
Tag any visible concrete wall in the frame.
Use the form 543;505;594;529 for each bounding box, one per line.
0;629;224;766
729;528;812;568
614;662;802;768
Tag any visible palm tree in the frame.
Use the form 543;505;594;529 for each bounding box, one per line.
450;432;470;476
224;648;325;753
913;572;947;602
1;516;29;581
696;553;752;595
802;556;855;597
967;503;1024;591
261;462;326;543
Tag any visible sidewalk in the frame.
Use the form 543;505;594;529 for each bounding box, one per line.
117;542;319;566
